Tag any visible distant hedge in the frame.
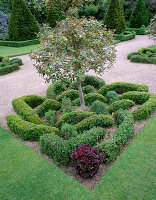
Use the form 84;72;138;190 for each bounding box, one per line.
0;39;40;47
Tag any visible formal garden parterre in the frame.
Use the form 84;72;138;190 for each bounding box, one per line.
5;75;156;181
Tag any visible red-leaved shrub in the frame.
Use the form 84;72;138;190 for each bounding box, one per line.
71;144;105;178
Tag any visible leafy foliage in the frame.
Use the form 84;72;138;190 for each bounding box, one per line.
91;100;109;115
61;97;74;114
104;0;125;34
61;123;77;139
148;15;156;41
45;109;56;126
106;91;119;104
71;144;105;178
8;0;39;41
130;0;149;28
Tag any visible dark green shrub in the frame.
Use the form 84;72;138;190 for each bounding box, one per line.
61;123;77;140
98;82;149;96
75;114;114;132
56;111;94;128
6;115;60;141
56;89;79;102
36;99;61;116
106;91;119;104
114;109;132;126
104;0;125;34
0;63;19;75
47;5;58;28
127;52;141;59
132;94;156;120
73;93;107;106
82;85;94;94
12;95;45;125
108;99;135;113
40;127;106;165
61;97;74;114
97;139;119;163
8;0;39;41
151;57;156;64
91;100;109;115
119;91;150;104
46;80;69;99
97;110;134;163
45;110;56;126
130;0;149;28
130;55;152;64
7;58;23;66
70;75;105;90
126;26;147;35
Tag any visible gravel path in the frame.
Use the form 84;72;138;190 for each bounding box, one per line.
0;35;155;129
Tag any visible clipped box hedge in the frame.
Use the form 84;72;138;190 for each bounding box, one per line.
97;82;149;96
132;94;156;121
97;110;134;163
108;99;135;113
114;31;136;41
12;95;45;125
56;89;79;102
0;55;9;63
0;63;19;75
56;111;94;128
119;91;150;104
36;99;61;116
40;127;106;165
126;26;147;35
0;39;40;47
70;75;105;90
73;92;107;106
75;114;114;132
6;115;60;141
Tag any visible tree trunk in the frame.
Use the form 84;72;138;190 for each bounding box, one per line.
77;78;86;111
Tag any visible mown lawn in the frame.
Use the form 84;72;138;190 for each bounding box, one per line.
0;114;156;200
0;44;40;57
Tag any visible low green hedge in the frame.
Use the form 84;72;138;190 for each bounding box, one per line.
56;89;79;102
126;26;147;35
46;80;70;99
12;95;45;125
119;91;150;104
127;46;156;64
7;58;23;66
56;111;94;128
0;55;9;63
36;99;61;117
108;99;135;114
40;127;106;165
70;75;105;90
97;110;134;163
0;39;40;47
0;57;23;76
98;82;149;96
106;91;119;104
114;31;136;41
6;115;60;141
75;114;114;132
0;63;20;76
130;55;152;64
73;92;107;106
132;94;156;121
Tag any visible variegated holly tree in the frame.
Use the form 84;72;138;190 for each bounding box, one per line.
31;16;116;110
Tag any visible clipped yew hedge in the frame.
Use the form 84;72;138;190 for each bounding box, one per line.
98;82;149;96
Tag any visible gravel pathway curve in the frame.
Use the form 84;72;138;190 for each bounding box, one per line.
0;35;155;129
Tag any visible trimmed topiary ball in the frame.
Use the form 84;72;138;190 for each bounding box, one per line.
71;144;105;178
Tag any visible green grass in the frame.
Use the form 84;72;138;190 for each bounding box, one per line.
0;114;156;200
0;44;40;57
